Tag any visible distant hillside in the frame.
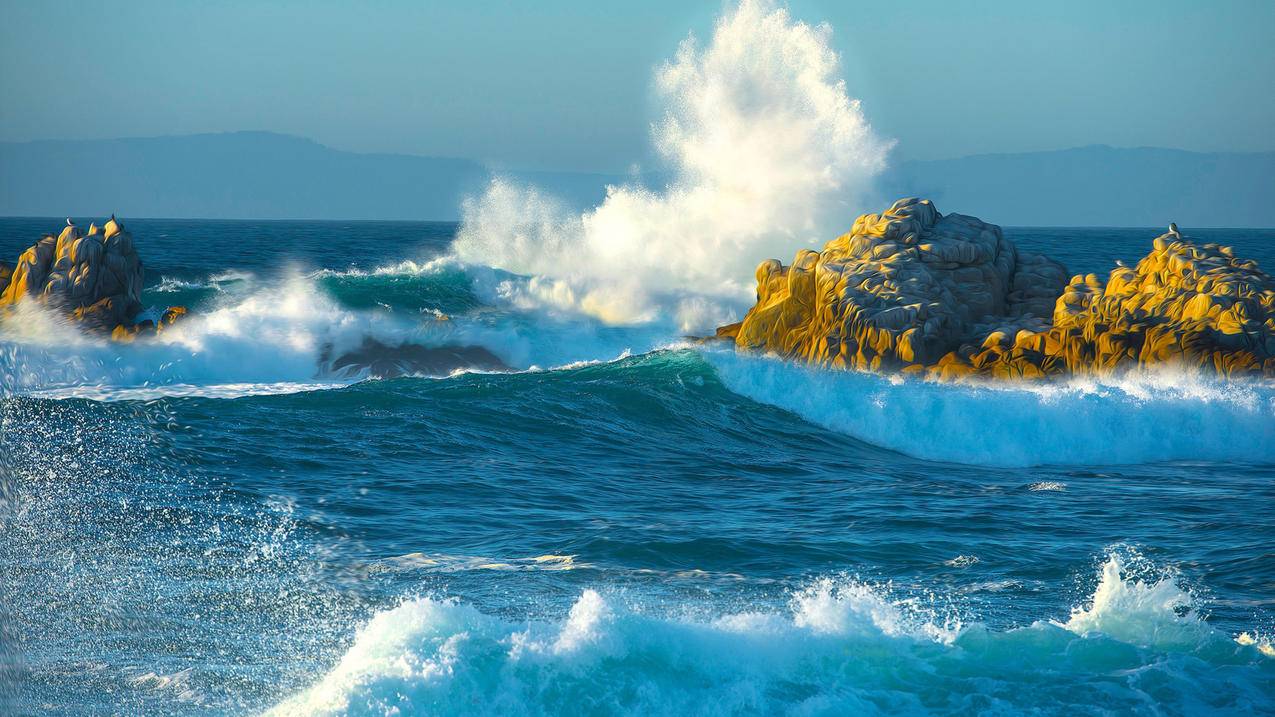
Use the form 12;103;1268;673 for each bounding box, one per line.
0;132;626;221
1;133;1271;225
886;145;1275;227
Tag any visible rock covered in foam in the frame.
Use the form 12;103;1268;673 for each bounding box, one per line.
727;198;1275;378
0;217;145;332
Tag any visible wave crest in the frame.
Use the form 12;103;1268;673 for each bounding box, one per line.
704;350;1275;467
270;552;1271;716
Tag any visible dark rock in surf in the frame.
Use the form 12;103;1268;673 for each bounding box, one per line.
327;338;511;378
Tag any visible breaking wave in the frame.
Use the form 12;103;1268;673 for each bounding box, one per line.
452;0;891;330
270;552;1274;716
0;263;670;400
704;350;1275;467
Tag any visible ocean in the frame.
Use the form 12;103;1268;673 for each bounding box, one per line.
2;218;1274;716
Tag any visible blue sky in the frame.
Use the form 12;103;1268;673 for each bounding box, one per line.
2;0;1272;172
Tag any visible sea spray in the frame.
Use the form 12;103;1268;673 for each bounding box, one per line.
1060;549;1206;648
3;266;675;398
270;551;1273;716
453;0;891;330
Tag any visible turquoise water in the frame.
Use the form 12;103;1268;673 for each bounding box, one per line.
2;219;1274;715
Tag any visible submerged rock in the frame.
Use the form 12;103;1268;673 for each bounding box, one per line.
725;198;1275;379
326;338;510;379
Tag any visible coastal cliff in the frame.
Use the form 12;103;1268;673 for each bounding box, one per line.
721;198;1275;378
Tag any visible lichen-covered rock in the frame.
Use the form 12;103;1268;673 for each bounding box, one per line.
735;198;1068;371
728;198;1275;379
0;217;144;332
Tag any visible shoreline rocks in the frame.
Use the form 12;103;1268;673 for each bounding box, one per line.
721;198;1275;379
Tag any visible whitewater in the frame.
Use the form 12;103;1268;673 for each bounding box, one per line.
2;1;1274;715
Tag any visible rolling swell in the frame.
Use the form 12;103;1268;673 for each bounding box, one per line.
5;316;1275;713
12;258;1275;470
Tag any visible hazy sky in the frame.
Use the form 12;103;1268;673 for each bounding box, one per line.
2;0;1272;172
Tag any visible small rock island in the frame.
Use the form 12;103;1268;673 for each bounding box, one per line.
0;216;183;340
717;198;1275;379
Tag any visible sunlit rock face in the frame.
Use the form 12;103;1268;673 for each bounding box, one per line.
0;217;145;333
727;198;1275;378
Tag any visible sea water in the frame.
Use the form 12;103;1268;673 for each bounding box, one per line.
2;218;1274;716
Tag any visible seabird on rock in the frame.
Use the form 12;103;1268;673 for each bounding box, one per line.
1169;222;1180;236
66;217;75;227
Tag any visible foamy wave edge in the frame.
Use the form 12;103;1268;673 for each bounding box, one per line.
268;552;1273;716
703;349;1275;467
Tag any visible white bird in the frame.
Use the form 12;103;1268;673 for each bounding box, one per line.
1169;222;1180;235
66;217;74;227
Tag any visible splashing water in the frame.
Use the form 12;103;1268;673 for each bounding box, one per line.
1061;551;1206;648
269;551;1271;717
453;0;891;330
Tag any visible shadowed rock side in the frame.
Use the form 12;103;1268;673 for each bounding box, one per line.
721;198;1275;379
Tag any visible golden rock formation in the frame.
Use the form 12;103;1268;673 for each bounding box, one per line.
726;198;1275;379
0;216;185;339
1;217;143;332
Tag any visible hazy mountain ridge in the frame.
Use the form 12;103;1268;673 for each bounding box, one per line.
888;145;1275;227
2;132;1271;226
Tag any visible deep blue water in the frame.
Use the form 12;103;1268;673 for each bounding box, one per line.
2;218;1274;716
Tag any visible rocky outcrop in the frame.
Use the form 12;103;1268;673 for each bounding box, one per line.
0;217;146;332
725;198;1275;379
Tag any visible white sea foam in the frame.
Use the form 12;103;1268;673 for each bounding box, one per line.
309;257;460;279
452;0;890;331
2;277;417;393
269;552;1268;717
704;349;1275;467
1;269;669;397
24;381;353;402
152;269;254;293
1059;552;1205;648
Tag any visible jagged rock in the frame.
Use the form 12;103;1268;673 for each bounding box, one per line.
734;198;1068;371
945;236;1275;378
726;198;1275;379
0;217;145;332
